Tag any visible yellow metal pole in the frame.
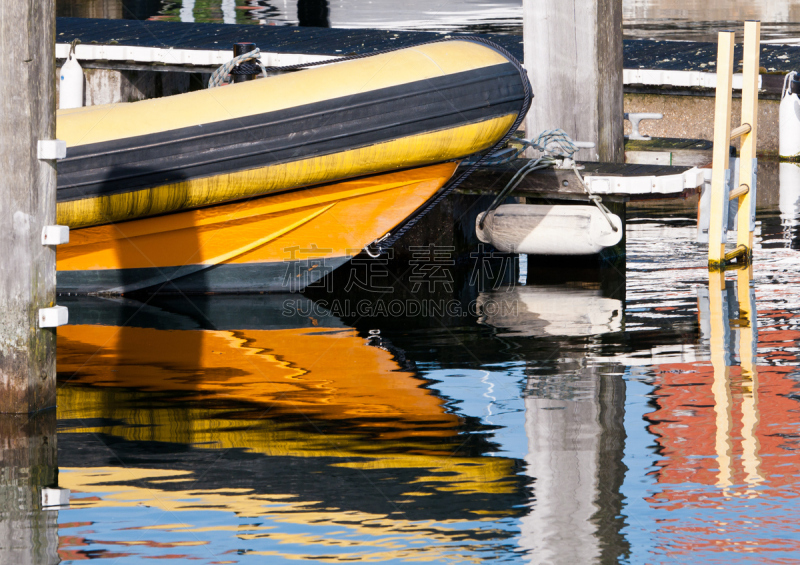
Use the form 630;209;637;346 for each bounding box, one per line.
709;32;736;268
708;270;733;490
737;21;761;254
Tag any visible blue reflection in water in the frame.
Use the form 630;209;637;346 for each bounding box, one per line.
42;160;800;563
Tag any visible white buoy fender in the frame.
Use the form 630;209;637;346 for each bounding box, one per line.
476;204;623;255
780;72;800;160
59;54;84;110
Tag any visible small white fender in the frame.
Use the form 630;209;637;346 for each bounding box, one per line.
59;53;84;110
39;306;69;328
476;204;622;255
780;72;800;160
42;488;70;508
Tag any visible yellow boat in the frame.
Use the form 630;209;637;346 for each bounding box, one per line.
55;40;529;293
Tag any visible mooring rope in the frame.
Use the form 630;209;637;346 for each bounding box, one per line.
208;48;268;88
475;128;618;233
476;129;578;229
477;156;557;229
465;128;579;167
206;36;532;256
570;164;620;232
782;70;797;99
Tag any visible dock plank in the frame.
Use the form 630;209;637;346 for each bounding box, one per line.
56;17;525;59
56;17;800;77
624;38;800;75
458;160;697;202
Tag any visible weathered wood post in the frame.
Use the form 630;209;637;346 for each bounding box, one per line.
522;0;624;163
0;1;59;413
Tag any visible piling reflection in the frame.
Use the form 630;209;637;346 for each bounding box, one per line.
464;269;629;563
57;0;164;20
55;295;530;562
519;363;628;564
0;411;60;565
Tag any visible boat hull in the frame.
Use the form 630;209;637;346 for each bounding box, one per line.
56;41;526;229
57;162;458;294
55;40;530;294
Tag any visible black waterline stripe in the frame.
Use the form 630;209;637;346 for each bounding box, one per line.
57;64;525;200
58;98;520;192
63;65;521;162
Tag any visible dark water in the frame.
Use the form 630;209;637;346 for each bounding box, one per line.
2;161;799;563
56;0;800;41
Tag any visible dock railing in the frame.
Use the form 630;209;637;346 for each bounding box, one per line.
707;21;761;270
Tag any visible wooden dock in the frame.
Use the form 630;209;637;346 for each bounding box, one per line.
55;17;794;155
458;160;701;203
54;17;800;94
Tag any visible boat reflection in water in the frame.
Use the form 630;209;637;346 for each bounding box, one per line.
56;295;530;562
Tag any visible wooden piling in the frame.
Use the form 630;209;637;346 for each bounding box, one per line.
522;0;624;163
0;1;58;413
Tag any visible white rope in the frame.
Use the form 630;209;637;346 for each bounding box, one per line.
465;128;580;166
527;128;580;158
782;70;797;100
477;128;618;233
477;129;583;228
69;38;80;60
570;163;619;232
208;48;268;88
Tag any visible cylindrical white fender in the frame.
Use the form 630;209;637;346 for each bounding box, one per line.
780;72;800;160
59;54;84;110
780;162;800;222
476;204;623;255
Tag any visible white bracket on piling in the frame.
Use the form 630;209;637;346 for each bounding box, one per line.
41;225;69;246
42;487;70;509
37;139;67;161
39;306;68;328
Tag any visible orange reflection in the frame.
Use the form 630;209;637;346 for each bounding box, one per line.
55;311;525;562
59;324;457;437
